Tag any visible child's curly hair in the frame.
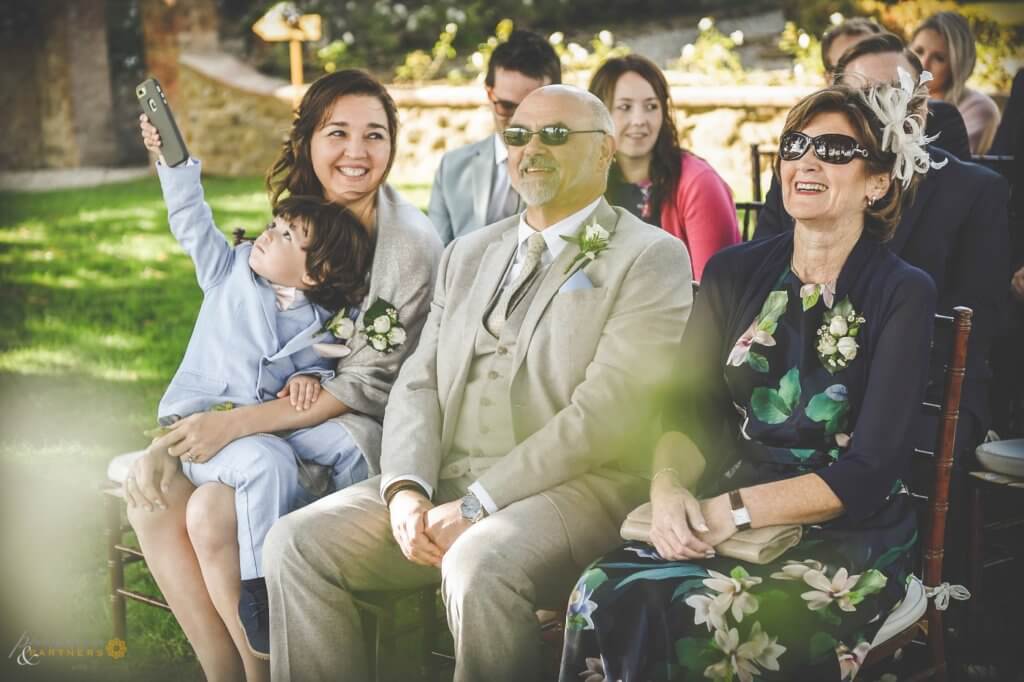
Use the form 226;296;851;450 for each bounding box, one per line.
272;196;374;312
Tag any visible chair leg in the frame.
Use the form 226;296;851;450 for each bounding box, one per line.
927;604;948;682
105;492;126;641
967;478;985;649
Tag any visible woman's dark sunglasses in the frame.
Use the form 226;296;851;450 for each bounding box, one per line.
779;132;870;164
503;125;606;147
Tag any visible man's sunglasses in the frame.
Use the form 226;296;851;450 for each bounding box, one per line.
779;132;870;165
503;125;606;147
487;90;520;117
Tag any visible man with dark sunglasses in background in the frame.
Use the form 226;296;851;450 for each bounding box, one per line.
428;29;561;244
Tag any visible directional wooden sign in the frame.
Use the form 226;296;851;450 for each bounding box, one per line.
252;3;323;102
253;6;321;43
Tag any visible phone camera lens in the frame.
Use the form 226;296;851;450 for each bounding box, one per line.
148;99;157;112
136;87;145;97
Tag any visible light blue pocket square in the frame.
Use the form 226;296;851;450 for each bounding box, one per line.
560;269;593;293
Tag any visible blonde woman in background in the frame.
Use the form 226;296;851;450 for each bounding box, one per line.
911;11;1001;155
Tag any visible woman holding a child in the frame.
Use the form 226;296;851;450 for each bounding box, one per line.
124;70;441;681
560;77;943;680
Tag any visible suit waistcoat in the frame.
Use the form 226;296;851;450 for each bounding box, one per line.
444;263;549;480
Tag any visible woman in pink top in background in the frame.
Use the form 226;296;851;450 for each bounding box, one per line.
589;55;739;280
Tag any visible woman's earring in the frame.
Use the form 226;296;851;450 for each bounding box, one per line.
867;195;877;207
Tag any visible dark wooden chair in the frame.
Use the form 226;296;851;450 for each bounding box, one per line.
103;453;170;640
735;200;764;242
748;142;778;203
861;306;974;681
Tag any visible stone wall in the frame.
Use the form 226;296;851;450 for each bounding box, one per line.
0;0;118;170
140;0;220;111
174;54;295;177
166;51;819;199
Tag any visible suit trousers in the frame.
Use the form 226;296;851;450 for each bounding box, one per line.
183;421;367;580
262;474;627;682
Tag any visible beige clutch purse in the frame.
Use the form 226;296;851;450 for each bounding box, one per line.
620;502;802;565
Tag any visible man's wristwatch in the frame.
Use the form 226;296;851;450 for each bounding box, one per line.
728;489;752;531
460;491;487;524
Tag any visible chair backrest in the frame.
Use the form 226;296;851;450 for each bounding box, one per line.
914;307;972;590
735;201;765;242
748;143;778;203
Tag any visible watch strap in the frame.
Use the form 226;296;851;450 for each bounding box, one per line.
728;489;752;531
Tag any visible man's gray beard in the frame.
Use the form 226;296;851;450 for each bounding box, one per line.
516;177;559;207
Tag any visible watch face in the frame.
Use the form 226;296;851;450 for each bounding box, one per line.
460;494;482;522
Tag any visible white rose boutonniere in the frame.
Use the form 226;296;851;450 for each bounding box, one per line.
560;220;610;274
815;297;865;374
329;316;356;341
314;306;359;358
362;299;405;354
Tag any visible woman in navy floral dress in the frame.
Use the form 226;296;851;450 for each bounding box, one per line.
560;80;946;681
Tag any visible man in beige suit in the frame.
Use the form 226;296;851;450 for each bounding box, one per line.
262;85;694;682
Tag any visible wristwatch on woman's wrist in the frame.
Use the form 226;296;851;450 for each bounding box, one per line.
728;489;752;531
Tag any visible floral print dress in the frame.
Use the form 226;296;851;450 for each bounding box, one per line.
559;233;937;682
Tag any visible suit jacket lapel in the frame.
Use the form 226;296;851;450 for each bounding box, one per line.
253;272;281;350
440;224;518;452
472;139;496;228
510;199;619;375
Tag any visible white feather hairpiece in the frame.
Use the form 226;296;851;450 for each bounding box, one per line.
859;67;948;188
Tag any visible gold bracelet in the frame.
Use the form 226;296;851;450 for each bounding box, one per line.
651;467;682;485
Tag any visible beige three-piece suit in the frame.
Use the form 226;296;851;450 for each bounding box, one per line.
263;198;694;681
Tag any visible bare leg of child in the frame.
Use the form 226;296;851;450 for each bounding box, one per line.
187;482;269;682
127;471;244;682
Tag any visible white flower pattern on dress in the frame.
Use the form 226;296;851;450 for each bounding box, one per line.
703;567;763;624
704;621;787;682
801;567;860;612
769;559;824;581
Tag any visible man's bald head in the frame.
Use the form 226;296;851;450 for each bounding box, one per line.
505;84;617;225
519;84;616;136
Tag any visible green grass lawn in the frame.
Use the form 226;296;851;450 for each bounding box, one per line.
0;175;429;680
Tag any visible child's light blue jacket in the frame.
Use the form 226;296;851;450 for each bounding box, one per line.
156;161;338;421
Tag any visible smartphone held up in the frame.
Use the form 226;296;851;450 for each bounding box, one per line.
136;77;190;167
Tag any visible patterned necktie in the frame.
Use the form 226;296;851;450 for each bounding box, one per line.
487;232;547;335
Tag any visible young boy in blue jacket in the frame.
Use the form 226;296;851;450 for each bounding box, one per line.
151;151;373;658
